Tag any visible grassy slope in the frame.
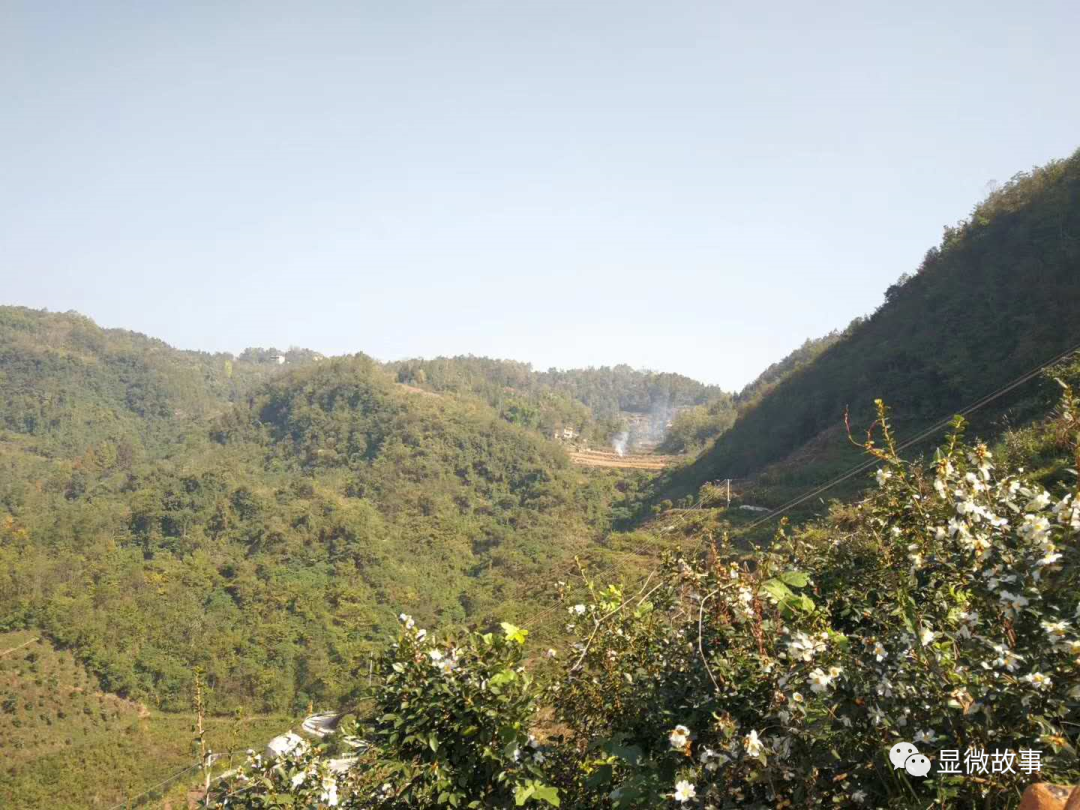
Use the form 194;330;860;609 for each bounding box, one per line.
0;631;290;809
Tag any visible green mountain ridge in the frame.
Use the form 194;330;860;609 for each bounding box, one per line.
659;147;1080;510
0;306;322;460
4;146;1080;808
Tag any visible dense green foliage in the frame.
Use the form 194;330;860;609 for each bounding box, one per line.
389;356;618;446
7;146;1080;807
0;339;631;721
0;631;289;809
663;149;1080;506
658;334;843;455
390;356;731;449
209;379;1080;808
0;306;318;459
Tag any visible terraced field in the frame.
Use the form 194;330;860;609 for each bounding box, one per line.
567;449;679;470
0;631;289;809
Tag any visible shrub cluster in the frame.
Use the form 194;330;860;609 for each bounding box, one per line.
210;387;1080;807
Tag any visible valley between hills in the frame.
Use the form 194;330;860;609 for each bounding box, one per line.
3;149;1080;807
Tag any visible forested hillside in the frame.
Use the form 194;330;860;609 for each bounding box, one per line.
212;357;1080;809
0;306;319;459
662;149;1080;504
657;333;842;455
390;356;733;449
0;349;628;716
0;631;288;809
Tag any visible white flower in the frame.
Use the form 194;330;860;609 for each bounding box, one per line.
1022;671;1052;690
1026;491;1052;511
743;729;764;758
913;729;937;744
998;590;1030;615
787;631;825;662
919;626;935;646
808;668;834;694
398;613;415;630
668;725;691;749
673;780;697;803
291;771;307;788
872;641;888;661
1020;515;1052;544
852;789;867;803
1043;620;1069;638
320;778;339;807
989;643;1024;672
543;647;558;659
1037;550;1063;566
428;649;443;662
875;468;892;486
572;604;587;615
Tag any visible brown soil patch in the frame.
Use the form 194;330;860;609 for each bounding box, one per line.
567;450;677;470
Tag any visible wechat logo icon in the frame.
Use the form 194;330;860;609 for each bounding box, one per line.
889;742;931;777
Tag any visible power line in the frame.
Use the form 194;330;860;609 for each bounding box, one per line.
525;339;1080;643
106;762;202;810
735;340;1080;536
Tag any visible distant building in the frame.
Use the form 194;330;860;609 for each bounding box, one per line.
272;354;286;365
562;427;577;441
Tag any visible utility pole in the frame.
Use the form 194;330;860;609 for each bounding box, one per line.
193;669;212;809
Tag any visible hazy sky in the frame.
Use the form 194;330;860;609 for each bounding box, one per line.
2;2;1078;389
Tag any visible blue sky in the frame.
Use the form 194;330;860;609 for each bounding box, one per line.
2;1;1077;389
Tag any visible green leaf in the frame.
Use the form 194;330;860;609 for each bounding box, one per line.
533;785;561;806
515;784;535;806
501;622;529;645
779;571;809;588
585;763;614;788
761;578;792;602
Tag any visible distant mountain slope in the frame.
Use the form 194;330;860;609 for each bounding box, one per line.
388;355;732;448
657;333;843;455
0;355;619;714
0;630;288;809
665;147;1080;500
0;306;319;458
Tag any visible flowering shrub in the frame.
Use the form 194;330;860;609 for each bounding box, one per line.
550;397;1080;806
210;381;1080;808
353;615;560;808
210;743;349;808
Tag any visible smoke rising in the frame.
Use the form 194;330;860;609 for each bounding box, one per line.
612;431;629;457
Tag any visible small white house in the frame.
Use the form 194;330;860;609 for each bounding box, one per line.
272;354;286;365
